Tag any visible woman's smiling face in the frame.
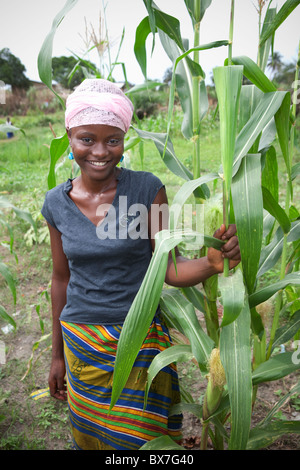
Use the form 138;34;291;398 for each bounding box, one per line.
67;124;125;181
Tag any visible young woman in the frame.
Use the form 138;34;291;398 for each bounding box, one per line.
42;79;240;450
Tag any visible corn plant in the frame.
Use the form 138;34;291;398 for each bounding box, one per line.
0;190;37;331
38;0;300;450
0;124;33;330
110;0;300;450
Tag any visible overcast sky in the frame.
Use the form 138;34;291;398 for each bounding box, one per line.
0;0;299;85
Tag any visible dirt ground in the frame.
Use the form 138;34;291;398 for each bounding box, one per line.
178;364;300;450
0;244;299;450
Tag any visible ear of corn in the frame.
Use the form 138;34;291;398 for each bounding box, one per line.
203;349;226;420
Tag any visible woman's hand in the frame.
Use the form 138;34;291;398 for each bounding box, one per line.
207;224;241;273
49;358;67;401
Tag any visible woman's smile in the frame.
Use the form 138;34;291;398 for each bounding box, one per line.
87;160;110;167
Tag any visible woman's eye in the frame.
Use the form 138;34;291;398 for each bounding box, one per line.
81;137;93;143
108;139;120;145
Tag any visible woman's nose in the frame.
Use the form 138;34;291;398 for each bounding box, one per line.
91;141;108;158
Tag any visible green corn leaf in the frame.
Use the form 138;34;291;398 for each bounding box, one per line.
257;8;277;72
126;81;166;95
169;173;220;230
230;56;276;92
213;65;243;199
169;402;202;418
238;85;263;133
0;197;37;241
135;1;186;78
37;0;78;108
110;230;173;411
261;146;279;202
48;132;70;189
158;30;205;140
219;269;245;327
247;420;300;450
184;0;212;24
159;30;228;142
258;225;285;278
252;351;300;385
269;309;300;353
259;0;300;47
140;435;184;450
133;127;193;182
134;16;152;78
124;136;140;151
262;186;291;234
250;307;265;339
180;285;206;313
0;305;16;330
68;49;100;79
110;229;224;411
220;301;252;449
231;154;263;293
233;92;287;177
11;207;38;242
258;221;300;278
249;271;300;308
178;384;195;404
0;262;16;304
151;2;185;51
274;92;292;188
142;0;156;37
144;344;195;406
133;128;215;199
160;289;214;368
0;197;14;210
262;210;275;239
168;41;229;140
259;118;277;152
288;220;300;243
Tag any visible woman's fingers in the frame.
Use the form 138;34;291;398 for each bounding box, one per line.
221;235;240;258
213;224;241;263
49;376;67;401
213;224;226;240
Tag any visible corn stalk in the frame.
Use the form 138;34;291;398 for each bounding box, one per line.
112;0;300;450
0;195;37;331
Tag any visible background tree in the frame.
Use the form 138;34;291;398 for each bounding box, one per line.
163;67;173;86
0;48;30;92
267;51;284;79
273;58;297;86
52;55;97;90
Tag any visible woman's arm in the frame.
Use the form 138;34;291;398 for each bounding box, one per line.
148;187;240;287
47;222;70;401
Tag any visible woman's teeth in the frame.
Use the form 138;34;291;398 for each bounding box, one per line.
89;161;108;167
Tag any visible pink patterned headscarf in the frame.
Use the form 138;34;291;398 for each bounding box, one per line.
65;79;134;133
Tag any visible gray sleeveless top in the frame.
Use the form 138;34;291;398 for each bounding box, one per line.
41;168;164;324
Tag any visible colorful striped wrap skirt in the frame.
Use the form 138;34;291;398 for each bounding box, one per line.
61;315;182;450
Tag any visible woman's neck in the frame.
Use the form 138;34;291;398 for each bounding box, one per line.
76;168;120;197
